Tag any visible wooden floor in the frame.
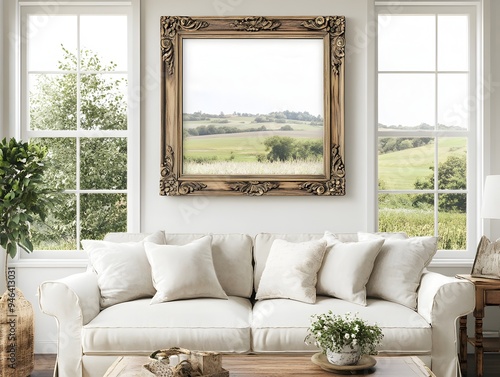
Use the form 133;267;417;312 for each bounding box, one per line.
31;353;500;376
32;354;56;377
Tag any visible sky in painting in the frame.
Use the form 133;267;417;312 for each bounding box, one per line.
182;38;324;116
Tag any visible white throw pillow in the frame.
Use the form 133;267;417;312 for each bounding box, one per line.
144;236;228;304
358;233;438;309
82;231;166;308
317;231;385;306
255;238;327;304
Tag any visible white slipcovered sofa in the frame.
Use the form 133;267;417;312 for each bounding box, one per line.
38;232;475;377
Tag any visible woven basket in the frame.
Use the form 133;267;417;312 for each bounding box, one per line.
0;288;34;377
145;348;228;377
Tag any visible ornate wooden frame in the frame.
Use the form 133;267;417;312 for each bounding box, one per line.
160;16;345;196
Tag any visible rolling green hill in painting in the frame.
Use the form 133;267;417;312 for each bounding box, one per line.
182;112;324;175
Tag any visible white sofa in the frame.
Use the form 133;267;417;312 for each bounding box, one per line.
38;232;475;377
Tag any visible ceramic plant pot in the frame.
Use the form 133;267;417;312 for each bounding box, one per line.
326;345;361;366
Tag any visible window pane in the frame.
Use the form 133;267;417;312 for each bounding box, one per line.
378;15;435;71
80;138;127;190
438;138;467;189
81;194;127;240
438;194;467;250
80;16;128;71
379;193;435;236
23;8;132;252
29;74;77;130
438;74;469;130
33;137;76;190
27;15;77;71
379;137;435;190
31;193;77;250
80;74;127;130
438;16;468;71
378;74;435;129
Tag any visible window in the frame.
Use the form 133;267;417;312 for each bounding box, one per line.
20;2;139;253
376;4;479;260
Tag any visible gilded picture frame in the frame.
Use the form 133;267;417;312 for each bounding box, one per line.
160;16;345;196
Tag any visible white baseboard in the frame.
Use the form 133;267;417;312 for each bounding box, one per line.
35;340;57;354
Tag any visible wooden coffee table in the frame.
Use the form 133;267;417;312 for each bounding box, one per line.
104;354;435;376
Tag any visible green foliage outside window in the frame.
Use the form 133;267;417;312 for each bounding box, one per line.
379;152;467;250
29;47;128;250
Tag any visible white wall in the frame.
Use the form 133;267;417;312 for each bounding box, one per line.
141;0;372;236
1;0;499;353
0;1;4;132
488;0;500;240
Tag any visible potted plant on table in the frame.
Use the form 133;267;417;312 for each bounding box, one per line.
305;311;383;366
0;137;54;376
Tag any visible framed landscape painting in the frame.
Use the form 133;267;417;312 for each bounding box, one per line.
160;16;345;196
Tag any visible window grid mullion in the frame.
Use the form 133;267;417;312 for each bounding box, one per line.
434;136;439;237
24;130;129;138
378;70;469;74
434;14;439;238
379;189;468;194
76;14;82;251
27;70;128;75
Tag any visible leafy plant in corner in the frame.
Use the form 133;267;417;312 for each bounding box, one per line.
305;311;383;355
0;138;55;276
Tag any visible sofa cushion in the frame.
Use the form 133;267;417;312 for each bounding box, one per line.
145;237;228;304
252;296;431;354
82;296;252;354
255;238;327;304
317;232;384;305
359;233;438;309
83;231;166;308
104;233;254;298
253;233;358;291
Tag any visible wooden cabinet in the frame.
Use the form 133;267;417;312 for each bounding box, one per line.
456;274;500;377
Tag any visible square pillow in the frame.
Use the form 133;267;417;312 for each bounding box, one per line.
144;236;228;304
471;236;500;277
316;231;385;306
255;238;327;304
358;233;438;309
82;231;166;308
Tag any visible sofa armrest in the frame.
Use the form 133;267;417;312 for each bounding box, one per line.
38;271;100;377
417;270;474;377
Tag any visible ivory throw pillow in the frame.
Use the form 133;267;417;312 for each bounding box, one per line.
255;238;327;304
82;231;166;308
317;232;385;306
358;233;438;309
144;236;228;304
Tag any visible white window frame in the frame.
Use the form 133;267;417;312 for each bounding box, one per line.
374;2;483;265
12;0;140;261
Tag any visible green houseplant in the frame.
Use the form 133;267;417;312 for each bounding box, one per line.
0;137;53;376
0;137;53;259
305;311;384;366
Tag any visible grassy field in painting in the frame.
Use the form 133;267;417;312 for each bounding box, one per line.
183;160;324;175
182;114;323;175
